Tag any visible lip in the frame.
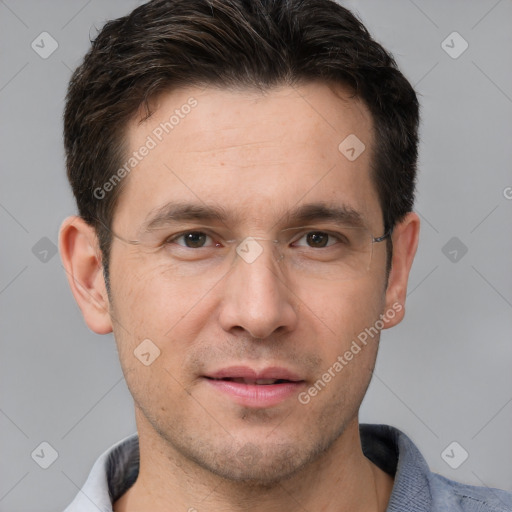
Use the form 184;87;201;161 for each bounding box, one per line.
206;365;303;381
203;365;306;408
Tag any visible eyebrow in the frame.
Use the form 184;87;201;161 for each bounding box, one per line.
140;201;367;233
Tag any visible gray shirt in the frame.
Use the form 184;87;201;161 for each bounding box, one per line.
64;424;512;511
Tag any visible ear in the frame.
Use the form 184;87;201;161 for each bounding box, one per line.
382;212;420;329
59;216;113;334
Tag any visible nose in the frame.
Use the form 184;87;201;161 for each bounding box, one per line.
217;240;298;339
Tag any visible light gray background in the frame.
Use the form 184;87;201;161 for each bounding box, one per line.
1;1;511;510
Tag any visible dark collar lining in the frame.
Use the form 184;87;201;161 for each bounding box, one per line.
360;423;400;476
106;435;140;503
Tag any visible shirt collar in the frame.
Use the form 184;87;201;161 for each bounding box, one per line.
361;424;432;511
65;424;430;511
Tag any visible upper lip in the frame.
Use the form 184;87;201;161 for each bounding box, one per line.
205;366;304;382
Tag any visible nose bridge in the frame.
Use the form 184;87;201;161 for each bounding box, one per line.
238;235;281;261
218;236;297;339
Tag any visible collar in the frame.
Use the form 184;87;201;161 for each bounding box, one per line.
65;423;512;512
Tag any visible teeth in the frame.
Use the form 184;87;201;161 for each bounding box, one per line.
255;378;279;385
229;378;280;385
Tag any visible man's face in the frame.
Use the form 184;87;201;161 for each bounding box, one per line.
108;82;392;482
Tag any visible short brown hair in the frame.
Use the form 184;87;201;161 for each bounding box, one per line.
64;0;420;290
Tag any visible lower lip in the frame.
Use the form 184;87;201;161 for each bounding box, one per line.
204;378;305;408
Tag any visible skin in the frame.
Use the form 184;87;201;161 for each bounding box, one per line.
59;82;420;512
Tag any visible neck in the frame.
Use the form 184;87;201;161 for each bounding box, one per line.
114;416;393;512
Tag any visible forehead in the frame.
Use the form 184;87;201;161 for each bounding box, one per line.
113;82;381;234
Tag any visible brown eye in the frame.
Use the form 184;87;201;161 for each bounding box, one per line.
170;231;212;248
305;232;329;248
184;232;207;248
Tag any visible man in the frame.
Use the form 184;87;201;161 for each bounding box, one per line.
59;0;512;511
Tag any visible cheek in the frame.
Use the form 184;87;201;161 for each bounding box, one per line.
295;277;384;335
108;259;178;363
111;253;187;322
297;278;384;392
109;256;213;374
302;288;382;416
108;267;195;413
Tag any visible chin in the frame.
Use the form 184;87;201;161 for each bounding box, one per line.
181;428;341;489
199;442;309;487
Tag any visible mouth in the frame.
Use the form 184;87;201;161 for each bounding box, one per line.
205;377;300;385
203;366;306;407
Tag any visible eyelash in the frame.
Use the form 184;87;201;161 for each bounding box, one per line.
164;230;346;249
165;231;219;248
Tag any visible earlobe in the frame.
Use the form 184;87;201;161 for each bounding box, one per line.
59;216;113;334
382;212;420;329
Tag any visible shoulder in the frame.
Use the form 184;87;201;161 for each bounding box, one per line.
429;472;512;512
63;433;139;512
360;424;512;512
